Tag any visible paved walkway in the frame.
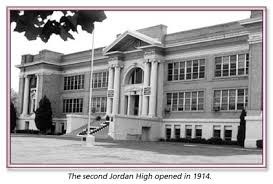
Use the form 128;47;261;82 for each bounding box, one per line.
10;136;262;165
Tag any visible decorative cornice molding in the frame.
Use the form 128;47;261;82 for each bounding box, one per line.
249;32;262;44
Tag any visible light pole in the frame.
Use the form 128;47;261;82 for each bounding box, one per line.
85;24;95;147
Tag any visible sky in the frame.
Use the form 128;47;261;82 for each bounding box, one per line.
11;10;250;92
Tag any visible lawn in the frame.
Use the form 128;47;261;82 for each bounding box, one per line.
10;135;262;165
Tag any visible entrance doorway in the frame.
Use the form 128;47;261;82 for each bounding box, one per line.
141;127;151;141
126;94;140;116
133;95;139;115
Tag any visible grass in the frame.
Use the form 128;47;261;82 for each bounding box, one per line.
10;135;262;165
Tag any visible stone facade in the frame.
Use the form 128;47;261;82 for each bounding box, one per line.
16;11;264;148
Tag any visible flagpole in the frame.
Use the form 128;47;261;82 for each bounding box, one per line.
87;25;95;138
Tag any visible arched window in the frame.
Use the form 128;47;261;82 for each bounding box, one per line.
129;67;143;84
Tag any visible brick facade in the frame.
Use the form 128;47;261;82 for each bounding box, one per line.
16;11;264;147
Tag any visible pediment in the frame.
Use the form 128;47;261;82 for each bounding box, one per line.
104;30;162;54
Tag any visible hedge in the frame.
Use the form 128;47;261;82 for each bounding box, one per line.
160;137;238;145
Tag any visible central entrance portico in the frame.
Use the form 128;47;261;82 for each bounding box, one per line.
104;29;165;141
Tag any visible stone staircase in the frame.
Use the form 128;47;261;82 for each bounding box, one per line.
79;121;109;133
63;121;110;139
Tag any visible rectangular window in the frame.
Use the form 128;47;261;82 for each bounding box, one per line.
165;125;172;140
167;59;205;81
224;126;232;141
214;53;249;77
174;125;181;139
64;75;85;90
166;90;204;112
185;125;192;139
92;71;108;89
195;125;202;139
63;98;83;113
213;88;248;111
91;97;107;113
213;125;221;138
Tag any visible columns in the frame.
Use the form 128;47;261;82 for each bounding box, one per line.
113;65;121;115
142;61;150;116
35;74;39;111
148;60;158;117
127;95;131;115
106;67;114;115
22;75;30;115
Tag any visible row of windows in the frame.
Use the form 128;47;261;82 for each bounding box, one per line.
91;97;107;113
167;91;204;111
64;75;85;90
92;72;109;88
63;98;83;113
62;97;107;113
213;88;248;111
168;59;205;81
215;53;249;77
167;88;248;112
64;72;109;91
167;53;249;82
165;125;233;141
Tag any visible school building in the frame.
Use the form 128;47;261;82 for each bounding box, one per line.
15;11;264;148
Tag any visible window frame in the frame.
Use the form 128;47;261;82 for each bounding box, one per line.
63;98;83;113
213;88;248;112
166;90;205;112
167;59;206;81
214;53;249;78
64;75;85;91
92;71;109;89
90;97;107;113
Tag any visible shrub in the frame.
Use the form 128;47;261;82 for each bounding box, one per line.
159;138;166;142
207;137;223;145
256;139;263;149
191;138;207;144
163;137;238;146
16;129;40;134
10;102;17;132
96;116;101;121
237;109;246;147
35;96;53;133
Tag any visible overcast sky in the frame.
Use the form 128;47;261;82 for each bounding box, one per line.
11;10;250;92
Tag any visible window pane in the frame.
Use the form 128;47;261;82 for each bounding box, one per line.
172;93;178;111
168;63;173;81
167;93;172;106
178;92;184;111
185;92;191;110
173;62;179;80
230;55;236;76
179;61;185;80
221;90;228;110
229;89;236;110
186;61;192;80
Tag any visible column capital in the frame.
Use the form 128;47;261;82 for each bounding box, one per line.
113;63;124;69
143;51;164;63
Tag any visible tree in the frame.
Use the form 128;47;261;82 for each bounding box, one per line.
10;102;17;132
11;88;19;113
10;10;106;42
237;109;247;147
35;96;52;133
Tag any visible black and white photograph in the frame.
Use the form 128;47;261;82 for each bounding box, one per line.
7;7;265;168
